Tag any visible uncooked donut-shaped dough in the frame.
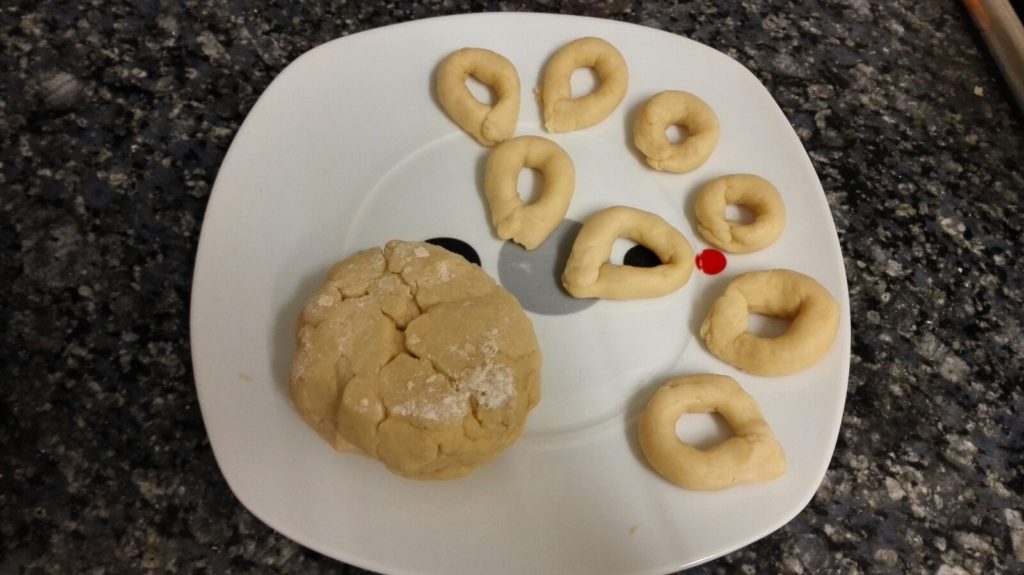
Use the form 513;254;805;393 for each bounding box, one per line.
638;374;786;490
540;37;628;133
633;91;719;173
290;241;542;480
695;174;786;253
700;270;839;376
436;48;520;146
562;206;694;300
484;136;575;250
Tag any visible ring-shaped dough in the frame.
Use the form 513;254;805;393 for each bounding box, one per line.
695;174;786;253
638;374;786;490
700;270;840;376
562;206;694;300
540;37;628;133
484;136;575;250
436;48;520;146
633;91;719;173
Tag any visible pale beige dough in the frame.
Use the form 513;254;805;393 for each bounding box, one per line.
638;374;786;490
289;241;542;480
484;135;575;250
540;37;628;132
561;206;694;300
436;48;520;146
700;270;839;376
633;90;719;173
695;174;786;253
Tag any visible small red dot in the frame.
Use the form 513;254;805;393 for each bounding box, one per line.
695;249;727;275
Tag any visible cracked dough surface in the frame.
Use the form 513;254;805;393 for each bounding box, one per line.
290;240;542;480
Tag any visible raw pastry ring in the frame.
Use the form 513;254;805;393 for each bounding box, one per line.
436;48;520;146
540;37;628;133
637;374;786;490
561;206;694;300
484;135;575;250
695;174;786;254
633;90;719;173
700;269;839;376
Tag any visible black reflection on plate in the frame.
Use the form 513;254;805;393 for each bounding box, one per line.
624;245;662;268
425;237;481;266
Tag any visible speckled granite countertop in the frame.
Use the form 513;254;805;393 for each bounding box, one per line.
2;1;1022;573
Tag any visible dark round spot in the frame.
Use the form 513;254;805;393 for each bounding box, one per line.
624;245;662;268
425;237;481;266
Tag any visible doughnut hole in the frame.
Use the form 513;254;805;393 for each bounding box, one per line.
665;124;691;144
724;204;756;225
515;167;544;204
609;238;664;268
609;237;636;265
747;313;793;339
624;245;662;268
569;67;600;98
465;75;496;105
723;191;769;226
674;412;732;450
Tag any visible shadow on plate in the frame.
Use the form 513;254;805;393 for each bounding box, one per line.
622;374;674;472
620;96;651;168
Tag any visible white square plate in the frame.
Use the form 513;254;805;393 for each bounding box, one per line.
190;13;850;574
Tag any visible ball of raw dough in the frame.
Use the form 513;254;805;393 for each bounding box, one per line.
290;240;542;480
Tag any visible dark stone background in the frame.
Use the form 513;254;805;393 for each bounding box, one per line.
2;1;1022;573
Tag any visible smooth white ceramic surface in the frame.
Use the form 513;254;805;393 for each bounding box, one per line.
191;12;850;575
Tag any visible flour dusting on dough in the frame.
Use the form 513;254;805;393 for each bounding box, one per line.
391;392;469;422
459;362;514;409
289;241;541;480
459;328;515;410
432;261;450;282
